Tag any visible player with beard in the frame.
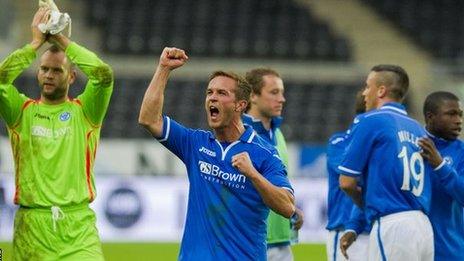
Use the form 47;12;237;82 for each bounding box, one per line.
0;8;113;260
139;48;295;260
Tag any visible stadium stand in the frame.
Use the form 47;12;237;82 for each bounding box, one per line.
362;0;464;60
84;0;351;61
1;76;360;143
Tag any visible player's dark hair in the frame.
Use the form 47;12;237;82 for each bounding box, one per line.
371;64;409;101
423;91;460;116
208;71;251;111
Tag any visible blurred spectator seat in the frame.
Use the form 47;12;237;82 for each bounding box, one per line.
362;0;464;60
85;0;352;61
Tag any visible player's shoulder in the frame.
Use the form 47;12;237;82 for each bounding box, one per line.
452;138;464;151
248;132;279;156
328;131;346;145
346;110;386;132
166;116;211;137
241;113;255;125
191;128;214;139
359;108;393;121
360;107;419;127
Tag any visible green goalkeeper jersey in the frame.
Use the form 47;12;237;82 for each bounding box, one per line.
241;114;293;245
266;128;292;244
0;42;113;207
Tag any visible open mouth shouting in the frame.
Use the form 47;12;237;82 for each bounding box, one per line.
209;105;220;121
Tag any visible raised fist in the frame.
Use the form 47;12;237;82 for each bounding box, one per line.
159;47;189;71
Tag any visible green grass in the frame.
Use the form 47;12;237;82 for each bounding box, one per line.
0;242;326;260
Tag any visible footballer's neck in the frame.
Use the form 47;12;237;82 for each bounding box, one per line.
41;95;68;105
377;97;401;109
214;121;245;142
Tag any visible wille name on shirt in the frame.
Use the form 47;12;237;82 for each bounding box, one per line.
397;130;422;147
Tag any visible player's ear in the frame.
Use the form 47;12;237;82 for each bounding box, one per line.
235;100;247;112
377;85;387;98
250;92;258;104
68;68;77;85
424;111;434;123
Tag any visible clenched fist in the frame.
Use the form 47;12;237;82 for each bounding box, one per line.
158;47;188;71
231;152;257;178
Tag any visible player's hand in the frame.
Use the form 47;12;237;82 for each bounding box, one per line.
293;208;304;230
231;152;257;177
31;7;50;50
418;137;443;168
340;231;357;259
158;47;188;71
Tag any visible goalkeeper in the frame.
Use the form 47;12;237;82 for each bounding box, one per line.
0;8;113;260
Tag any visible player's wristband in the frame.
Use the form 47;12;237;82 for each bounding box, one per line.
433;159;446;171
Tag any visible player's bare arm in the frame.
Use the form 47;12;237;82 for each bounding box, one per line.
231;151;295;218
30;7;50;50
139;47;188;137
418;137;443;168
339;175;363;207
47;33;71;50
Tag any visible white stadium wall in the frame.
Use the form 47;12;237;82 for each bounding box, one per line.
0;138;329;242
0;177;329;243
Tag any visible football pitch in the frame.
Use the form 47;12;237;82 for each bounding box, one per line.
0;242;326;260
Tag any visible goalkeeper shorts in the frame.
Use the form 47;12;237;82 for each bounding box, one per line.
13;203;104;261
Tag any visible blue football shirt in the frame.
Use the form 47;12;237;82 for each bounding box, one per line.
326;131;359;230
427;132;464;261
242;113;282;146
345;204;370;235
326;129;370;234
156;116;293;261
338;102;432;222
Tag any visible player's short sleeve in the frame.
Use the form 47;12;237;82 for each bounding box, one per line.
261;151;293;194
156;116;193;162
338;116;378;177
326;134;345;174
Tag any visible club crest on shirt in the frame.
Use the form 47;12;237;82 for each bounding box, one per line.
60;112;71;121
444;156;453;166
